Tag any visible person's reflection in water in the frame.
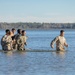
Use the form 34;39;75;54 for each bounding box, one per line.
52;51;66;59
4;51;13;56
18;51;26;55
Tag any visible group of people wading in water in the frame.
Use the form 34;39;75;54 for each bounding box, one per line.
1;28;27;51
1;29;68;51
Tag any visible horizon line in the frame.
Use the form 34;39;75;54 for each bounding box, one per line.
0;22;75;24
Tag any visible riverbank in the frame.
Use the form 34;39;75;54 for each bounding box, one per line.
0;22;75;30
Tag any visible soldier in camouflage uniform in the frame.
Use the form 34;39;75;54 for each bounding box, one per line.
17;30;27;51
14;29;22;50
1;29;13;51
50;30;68;51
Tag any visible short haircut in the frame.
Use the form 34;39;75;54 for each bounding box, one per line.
60;30;64;33
17;29;21;34
12;28;15;31
5;29;10;33
22;30;25;33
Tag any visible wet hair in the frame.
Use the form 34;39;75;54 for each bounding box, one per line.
60;30;64;33
22;30;25;33
12;28;15;31
5;29;10;33
5;29;10;35
17;29;21;34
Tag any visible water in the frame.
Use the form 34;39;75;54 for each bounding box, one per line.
0;30;75;75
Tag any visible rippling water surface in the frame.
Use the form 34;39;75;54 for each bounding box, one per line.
0;29;75;75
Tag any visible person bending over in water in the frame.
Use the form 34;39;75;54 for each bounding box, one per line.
17;30;27;51
50;30;68;51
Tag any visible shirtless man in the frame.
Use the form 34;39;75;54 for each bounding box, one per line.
11;28;16;36
10;28;16;49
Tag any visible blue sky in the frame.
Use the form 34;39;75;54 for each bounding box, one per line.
0;0;75;23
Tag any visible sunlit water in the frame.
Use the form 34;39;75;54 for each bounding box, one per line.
0;29;75;75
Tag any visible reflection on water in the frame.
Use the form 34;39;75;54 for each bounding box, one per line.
0;51;74;75
52;51;66;59
0;30;75;75
5;51;13;56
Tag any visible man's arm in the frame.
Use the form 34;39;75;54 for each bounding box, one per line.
17;37;22;45
64;39;68;47
50;36;59;48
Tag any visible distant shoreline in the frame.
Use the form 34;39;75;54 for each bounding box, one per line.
0;22;75;30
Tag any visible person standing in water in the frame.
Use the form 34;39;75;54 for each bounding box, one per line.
10;28;16;39
50;30;68;51
14;29;22;50
10;28;16;49
1;29;13;51
17;30;27;51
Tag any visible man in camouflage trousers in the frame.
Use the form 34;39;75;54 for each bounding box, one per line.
1;29;13;51
17;30;27;51
14;29;22;50
50;30;68;51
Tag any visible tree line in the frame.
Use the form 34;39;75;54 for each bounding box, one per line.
0;22;75;29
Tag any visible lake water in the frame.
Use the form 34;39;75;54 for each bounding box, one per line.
0;29;75;75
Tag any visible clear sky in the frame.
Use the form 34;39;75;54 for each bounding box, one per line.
0;0;75;23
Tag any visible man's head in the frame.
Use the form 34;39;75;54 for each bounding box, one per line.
17;29;22;34
12;28;16;33
60;30;64;36
5;29;10;35
22;30;26;36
